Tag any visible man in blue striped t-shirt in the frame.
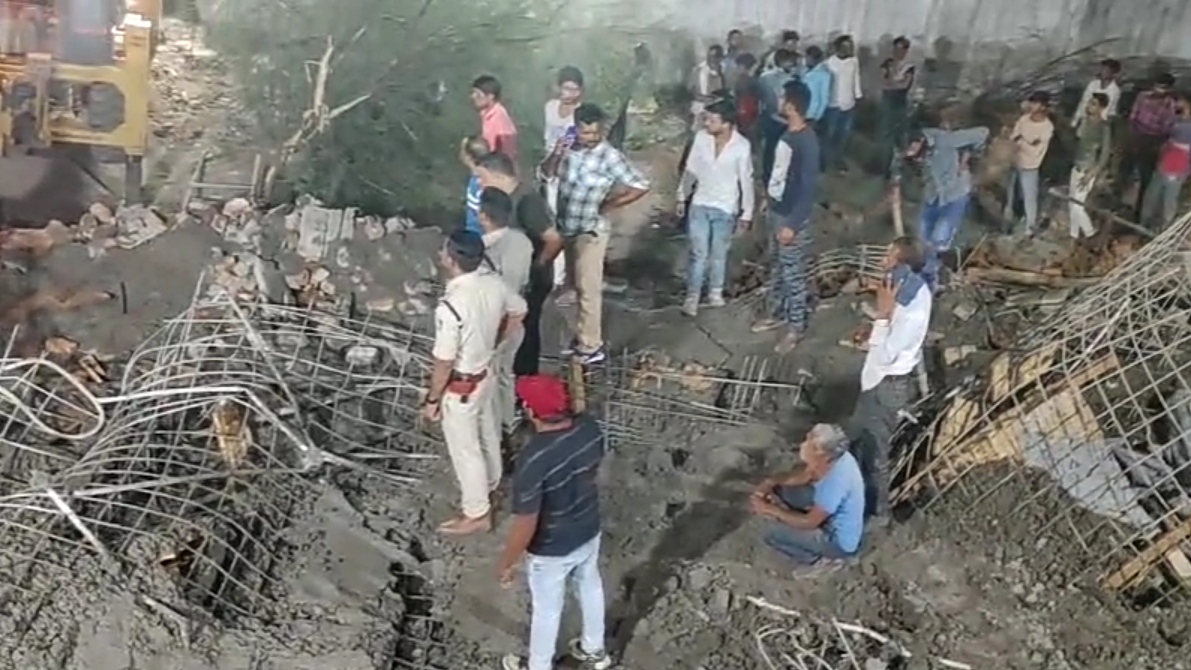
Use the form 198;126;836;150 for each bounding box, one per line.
498;374;612;670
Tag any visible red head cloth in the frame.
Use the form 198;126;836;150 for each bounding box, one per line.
515;374;570;419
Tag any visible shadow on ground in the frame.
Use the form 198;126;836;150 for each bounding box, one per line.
606;459;767;656
1;145;98;227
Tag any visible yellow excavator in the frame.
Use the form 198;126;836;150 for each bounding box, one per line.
0;0;157;213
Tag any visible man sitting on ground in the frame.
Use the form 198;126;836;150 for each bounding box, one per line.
750;423;865;575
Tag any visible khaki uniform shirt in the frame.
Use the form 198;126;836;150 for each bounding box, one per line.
432;270;528;375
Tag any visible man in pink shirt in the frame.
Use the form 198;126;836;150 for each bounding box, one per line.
471;75;518;160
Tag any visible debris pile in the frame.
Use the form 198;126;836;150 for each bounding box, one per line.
188;195;433;314
733;244;888;305
0;286;443;633
892;211;1191;609
964;233;1143;287
0;202;170;258
747;596;971;670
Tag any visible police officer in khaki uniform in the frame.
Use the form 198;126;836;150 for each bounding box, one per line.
423;229;528;536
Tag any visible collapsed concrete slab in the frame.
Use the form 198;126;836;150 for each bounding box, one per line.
892;211;1191;608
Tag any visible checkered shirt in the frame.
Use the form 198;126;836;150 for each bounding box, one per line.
556;142;649;236
1131;91;1177;137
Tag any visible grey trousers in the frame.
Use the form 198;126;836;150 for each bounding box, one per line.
1140;173;1187;231
846;373;915;518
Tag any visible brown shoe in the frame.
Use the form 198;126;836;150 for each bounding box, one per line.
438;513;492;536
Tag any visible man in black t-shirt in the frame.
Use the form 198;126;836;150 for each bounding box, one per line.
497;375;612;670
475;152;563;376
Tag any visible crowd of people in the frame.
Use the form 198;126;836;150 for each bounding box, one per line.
418;29;1191;670
426;67;644;670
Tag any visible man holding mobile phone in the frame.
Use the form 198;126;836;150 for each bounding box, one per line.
845;237;931;532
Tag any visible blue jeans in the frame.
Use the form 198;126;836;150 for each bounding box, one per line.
1004;168;1040;232
762;485;852;565
527;534;606;670
1141;173;1188;230
919;193;969;288
821;107;855;169
686;205;735;297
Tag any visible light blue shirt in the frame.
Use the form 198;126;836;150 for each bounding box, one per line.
813;451;865;553
802;63;832;121
920;127;988;205
464;175;482;233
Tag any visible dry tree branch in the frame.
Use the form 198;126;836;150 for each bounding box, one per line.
745;596;974;670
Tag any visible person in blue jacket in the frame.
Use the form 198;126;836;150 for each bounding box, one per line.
801;46;832;127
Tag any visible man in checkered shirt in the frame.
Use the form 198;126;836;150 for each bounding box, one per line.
542;103;650;365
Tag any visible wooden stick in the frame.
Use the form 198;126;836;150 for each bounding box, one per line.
963;266;1102;288
1100;516;1191;591
1046;186;1157;240
890;184;905;237
568;358;587;413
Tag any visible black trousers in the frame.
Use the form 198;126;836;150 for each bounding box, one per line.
513;263;553;376
1121;132;1165;215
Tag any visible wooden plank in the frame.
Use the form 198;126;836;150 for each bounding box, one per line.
1162;545;1191;582
896;352;1121;501
934;384;1102;486
1100;517;1191;591
987;343;1058;404
964;267;1103;288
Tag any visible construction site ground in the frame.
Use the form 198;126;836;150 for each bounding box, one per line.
2;20;1190;670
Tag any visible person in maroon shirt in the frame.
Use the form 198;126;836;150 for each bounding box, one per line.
1122;72;1177;215
1140;96;1191;230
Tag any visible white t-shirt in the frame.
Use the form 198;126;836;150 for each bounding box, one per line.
1011;115;1055;170
543;99;575;149
1073;79;1121;128
826;55;862;111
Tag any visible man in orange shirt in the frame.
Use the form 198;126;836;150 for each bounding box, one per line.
472;75;519;160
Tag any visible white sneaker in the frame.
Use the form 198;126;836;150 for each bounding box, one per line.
706;291;726;308
681;295;698;317
568;639;614;670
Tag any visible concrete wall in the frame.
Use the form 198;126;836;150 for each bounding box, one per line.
645;0;1191;60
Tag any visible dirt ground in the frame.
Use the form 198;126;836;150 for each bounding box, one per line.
1;20;1190;670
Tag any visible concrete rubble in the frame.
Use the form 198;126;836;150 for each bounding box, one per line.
188;195;434;314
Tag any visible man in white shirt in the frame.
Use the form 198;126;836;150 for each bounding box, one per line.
758;30;800;74
846;237;931;528
1005;91;1055;235
477;187;535;435
424;229;527;536
1072;59;1121;129
676;99;754;316
690;44;726;132
823;35;863;171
